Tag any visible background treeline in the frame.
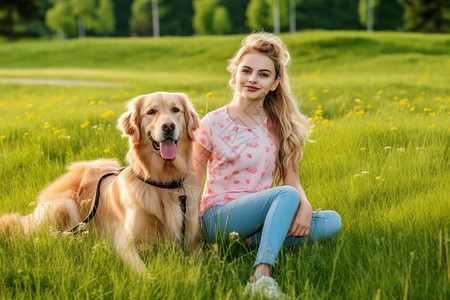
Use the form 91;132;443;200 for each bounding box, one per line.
0;0;449;41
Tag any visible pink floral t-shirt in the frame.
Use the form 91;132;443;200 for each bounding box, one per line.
195;106;278;215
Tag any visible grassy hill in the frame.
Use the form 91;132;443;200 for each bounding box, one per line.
0;31;449;299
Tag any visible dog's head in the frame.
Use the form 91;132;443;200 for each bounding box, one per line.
118;92;200;160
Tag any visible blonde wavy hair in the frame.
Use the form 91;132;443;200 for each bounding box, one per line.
227;32;310;185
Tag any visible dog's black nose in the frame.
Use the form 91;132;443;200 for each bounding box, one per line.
162;121;175;132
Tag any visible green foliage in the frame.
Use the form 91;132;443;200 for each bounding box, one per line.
94;0;115;34
246;0;290;32
399;0;450;32
358;0;379;26
158;0;194;36
70;0;95;15
246;0;270;31
212;6;232;34
45;0;115;38
129;0;153;36
0;32;449;299
45;0;77;39
193;0;219;34
0;0;44;41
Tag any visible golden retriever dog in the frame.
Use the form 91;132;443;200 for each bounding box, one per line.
0;92;201;273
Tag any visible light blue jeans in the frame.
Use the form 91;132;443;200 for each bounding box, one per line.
202;186;341;268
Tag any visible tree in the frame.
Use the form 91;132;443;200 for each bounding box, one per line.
46;0;77;39
296;0;362;30
129;0;158;37
130;0;153;36
0;0;42;41
212;6;232;34
94;0;115;35
246;0;290;32
70;0;96;38
358;0;379;31
158;0;194;35
111;0;132;36
246;0;270;31
193;0;218;34
46;0;115;39
218;0;249;33
399;0;450;33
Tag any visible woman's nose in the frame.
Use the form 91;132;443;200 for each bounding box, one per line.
248;73;257;83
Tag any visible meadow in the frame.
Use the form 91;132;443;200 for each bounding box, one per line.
0;31;449;299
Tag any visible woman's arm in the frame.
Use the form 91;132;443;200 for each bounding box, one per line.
193;142;211;185
283;166;312;237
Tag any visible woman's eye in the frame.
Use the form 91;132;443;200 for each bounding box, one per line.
260;73;269;77
147;109;156;115
172;107;180;113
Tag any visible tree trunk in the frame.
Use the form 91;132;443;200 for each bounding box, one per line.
78;15;86;38
289;0;296;32
273;0;280;34
433;0;441;33
6;8;15;42
152;0;160;38
367;0;374;31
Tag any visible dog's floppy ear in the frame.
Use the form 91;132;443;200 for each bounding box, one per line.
179;93;200;141
118;97;141;144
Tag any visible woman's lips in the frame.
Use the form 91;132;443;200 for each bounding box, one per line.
244;85;260;91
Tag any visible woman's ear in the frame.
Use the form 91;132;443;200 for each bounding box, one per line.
231;70;237;84
271;77;280;91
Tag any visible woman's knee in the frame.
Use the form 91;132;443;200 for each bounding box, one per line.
276;186;300;208
318;210;341;237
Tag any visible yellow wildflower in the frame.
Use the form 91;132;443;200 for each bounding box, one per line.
101;110;115;119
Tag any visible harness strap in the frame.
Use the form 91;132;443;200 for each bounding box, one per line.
133;171;187;245
68;168;188;245
69;170;121;234
179;194;187;245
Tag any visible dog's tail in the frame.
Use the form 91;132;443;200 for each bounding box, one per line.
0;213;34;235
0;159;121;236
0;198;81;236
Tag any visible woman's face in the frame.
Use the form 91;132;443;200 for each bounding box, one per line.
232;51;280;103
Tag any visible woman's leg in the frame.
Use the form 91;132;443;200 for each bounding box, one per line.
249;210;341;246
202;186;299;268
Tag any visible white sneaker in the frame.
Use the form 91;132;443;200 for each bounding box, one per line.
243;275;287;299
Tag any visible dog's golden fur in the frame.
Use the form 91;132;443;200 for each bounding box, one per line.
0;92;201;273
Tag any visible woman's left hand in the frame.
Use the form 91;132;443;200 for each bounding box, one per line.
287;200;312;237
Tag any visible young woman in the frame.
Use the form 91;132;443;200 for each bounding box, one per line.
193;32;341;298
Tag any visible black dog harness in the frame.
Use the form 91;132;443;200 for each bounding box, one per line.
69;168;187;244
133;172;187;244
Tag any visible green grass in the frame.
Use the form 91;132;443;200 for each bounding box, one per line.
0;31;449;299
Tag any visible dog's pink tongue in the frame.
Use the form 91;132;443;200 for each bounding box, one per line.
160;140;177;160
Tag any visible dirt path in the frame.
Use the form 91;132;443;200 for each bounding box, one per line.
0;77;122;86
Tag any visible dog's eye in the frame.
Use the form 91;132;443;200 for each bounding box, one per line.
147;109;156;115
172;107;180;113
